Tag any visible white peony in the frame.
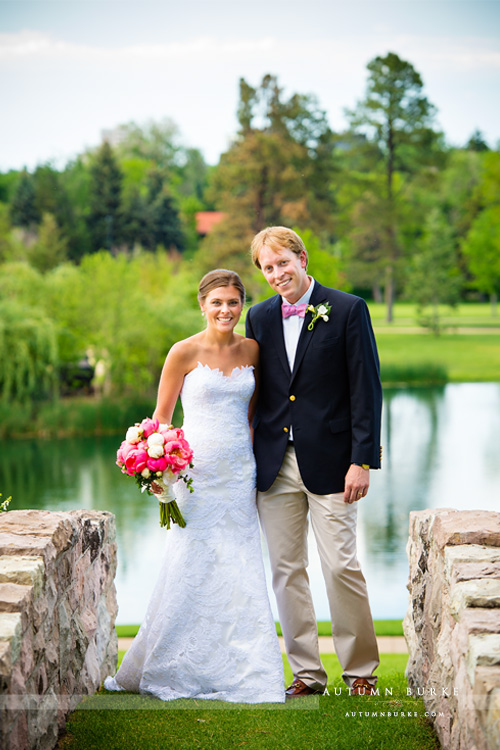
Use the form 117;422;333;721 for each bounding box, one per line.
141;468;151;478
147;433;164;447
148;443;165;458
125;426;141;443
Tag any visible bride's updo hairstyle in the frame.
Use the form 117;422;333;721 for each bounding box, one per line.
197;269;246;306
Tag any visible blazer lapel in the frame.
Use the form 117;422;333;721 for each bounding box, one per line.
268;295;291;377
291;282;329;381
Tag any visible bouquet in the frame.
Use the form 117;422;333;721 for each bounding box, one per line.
116;417;194;529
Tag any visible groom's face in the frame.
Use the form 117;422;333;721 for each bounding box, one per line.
258;244;309;304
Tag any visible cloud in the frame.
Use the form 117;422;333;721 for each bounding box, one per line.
1;29;499;71
0;30;277;63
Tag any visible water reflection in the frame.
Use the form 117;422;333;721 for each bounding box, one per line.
1;384;499;623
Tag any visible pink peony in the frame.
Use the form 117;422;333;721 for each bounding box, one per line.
134;448;149;473
140;417;159;438
117;440;137;465
147;456;168;472
159;428;178;443
125;449;141;474
164;439;182;454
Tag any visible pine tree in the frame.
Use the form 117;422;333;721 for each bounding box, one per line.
346;52;443;321
150;190;186;253
10;171;40;229
87;141;124;252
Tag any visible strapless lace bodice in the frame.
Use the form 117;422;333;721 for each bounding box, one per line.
105;363;285;703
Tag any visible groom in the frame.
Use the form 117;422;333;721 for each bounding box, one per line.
246;226;382;697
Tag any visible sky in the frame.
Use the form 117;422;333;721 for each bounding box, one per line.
1;0;499;171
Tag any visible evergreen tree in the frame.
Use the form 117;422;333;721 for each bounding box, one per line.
121;187;149;251
150;190;186;253
87;141;124;252
466;130;490;152
346;52;443;321
10;170;40;229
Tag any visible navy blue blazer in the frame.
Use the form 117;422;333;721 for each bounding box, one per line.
245;281;382;494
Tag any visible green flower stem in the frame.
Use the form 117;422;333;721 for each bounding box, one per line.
158;500;186;529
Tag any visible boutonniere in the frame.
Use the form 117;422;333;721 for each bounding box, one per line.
306;302;331;331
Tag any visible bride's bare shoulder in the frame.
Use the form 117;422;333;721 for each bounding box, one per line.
236;334;259;365
166;334;204;369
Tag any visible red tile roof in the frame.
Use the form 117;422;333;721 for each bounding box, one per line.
195;211;226;235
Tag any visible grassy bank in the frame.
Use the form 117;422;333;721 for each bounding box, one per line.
116;620;405;639
368;301;500;329
377;333;500;383
58;653;438;750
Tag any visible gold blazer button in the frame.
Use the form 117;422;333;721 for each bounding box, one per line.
289;395;296;401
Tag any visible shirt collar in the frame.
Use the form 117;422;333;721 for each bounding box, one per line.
295;277;315;306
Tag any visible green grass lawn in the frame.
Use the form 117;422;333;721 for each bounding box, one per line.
377;333;500;382
115;620;405;639
368;302;500;329
59;653;439;750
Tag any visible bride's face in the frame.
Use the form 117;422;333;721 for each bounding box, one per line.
201;285;244;332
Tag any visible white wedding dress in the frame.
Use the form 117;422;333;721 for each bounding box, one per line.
105;363;285;703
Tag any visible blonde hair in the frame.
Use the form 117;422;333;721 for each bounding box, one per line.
197;269;246;306
250;226;308;269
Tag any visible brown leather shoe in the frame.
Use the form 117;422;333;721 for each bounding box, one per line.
285;678;323;698
351;678;375;696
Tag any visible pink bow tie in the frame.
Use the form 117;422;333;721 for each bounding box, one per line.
282;303;308;319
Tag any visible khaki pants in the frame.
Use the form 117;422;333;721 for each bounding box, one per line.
257;446;379;690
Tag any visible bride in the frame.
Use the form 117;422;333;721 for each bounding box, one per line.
105;269;285;703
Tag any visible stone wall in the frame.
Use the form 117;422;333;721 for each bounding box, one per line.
0;510;118;750
404;509;500;750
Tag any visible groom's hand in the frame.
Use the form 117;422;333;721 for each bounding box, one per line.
344;464;369;504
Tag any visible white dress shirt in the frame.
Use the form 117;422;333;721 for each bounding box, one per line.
282;277;315;371
282;278;315;441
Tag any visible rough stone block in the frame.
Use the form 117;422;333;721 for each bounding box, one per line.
445;545;500;585
450;579;500;617
0;583;33;614
0;556;45;597
0;510;75;553
467;634;500;685
431;509;500;549
0;612;23;665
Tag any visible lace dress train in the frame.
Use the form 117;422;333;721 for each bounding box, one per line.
104;363;285;703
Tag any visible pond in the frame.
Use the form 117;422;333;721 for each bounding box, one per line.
1;383;499;624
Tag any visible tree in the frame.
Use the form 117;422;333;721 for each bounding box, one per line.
10;171;40;230
200;75;335;274
150;190;186;253
466;130;490;152
346;52;442;321
461;151;500;314
406;207;462;333
113;118;183;172
462;208;500;315
27;212;68;273
87;141;124;252
0;298;58;402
